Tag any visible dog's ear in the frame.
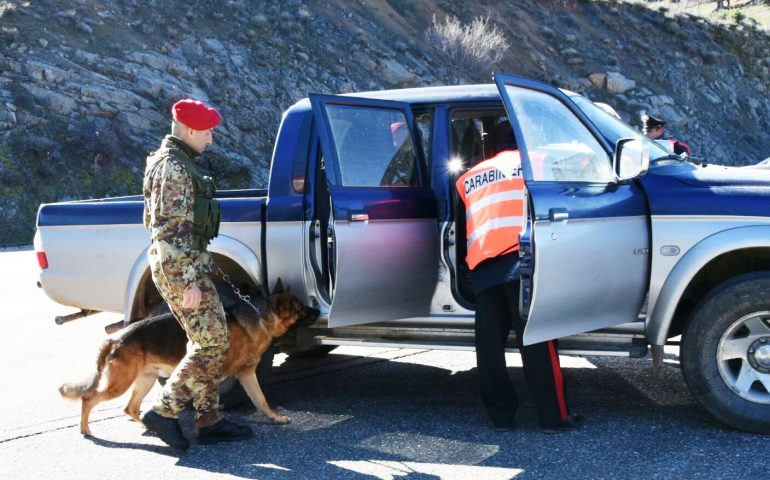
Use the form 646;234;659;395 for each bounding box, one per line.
273;277;284;294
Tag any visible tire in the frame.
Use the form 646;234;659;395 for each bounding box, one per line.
681;272;770;434
218;344;276;409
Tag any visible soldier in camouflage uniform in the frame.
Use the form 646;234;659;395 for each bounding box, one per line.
140;99;252;450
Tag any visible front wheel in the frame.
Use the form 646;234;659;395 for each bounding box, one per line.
681;272;770;433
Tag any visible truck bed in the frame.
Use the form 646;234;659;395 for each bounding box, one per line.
35;189;267;314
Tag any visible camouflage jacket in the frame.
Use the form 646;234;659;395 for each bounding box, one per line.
143;135;215;288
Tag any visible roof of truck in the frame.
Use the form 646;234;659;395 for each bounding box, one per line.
286;84;502;113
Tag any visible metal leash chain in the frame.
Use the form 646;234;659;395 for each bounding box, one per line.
217;266;263;316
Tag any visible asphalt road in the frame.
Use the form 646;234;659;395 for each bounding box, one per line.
1;248;767;480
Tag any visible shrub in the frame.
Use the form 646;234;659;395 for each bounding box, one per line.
426;14;509;73
0;1;16;19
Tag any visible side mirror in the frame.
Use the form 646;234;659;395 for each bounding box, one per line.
614;138;649;181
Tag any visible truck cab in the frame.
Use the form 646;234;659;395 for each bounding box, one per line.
289;80;655;355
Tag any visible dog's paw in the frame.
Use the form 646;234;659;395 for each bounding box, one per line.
271;415;291;424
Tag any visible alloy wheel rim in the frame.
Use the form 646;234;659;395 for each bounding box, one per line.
716;311;770;404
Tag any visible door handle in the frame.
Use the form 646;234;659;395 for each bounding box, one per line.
549;208;569;222
349;213;369;222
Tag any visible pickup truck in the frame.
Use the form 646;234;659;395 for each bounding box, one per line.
35;74;770;433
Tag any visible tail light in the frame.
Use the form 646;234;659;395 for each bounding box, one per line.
37;251;48;269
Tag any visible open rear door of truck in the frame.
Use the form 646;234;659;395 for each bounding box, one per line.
309;94;439;327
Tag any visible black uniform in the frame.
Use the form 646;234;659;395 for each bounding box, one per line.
472;252;571;429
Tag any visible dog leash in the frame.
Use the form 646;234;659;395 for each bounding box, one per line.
217;266;263;317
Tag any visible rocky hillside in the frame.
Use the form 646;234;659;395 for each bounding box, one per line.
1;0;769;246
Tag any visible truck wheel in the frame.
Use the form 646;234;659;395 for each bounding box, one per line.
219;344;276;409
681;272;770;433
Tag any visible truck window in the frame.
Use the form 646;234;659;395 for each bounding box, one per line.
291;112;313;193
505;87;613;183
324;105;420;187
450;110;511;170
415;111;433;183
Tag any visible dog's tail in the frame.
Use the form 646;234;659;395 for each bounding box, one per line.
58;339;115;400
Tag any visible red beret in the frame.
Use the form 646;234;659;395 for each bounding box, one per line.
172;99;221;130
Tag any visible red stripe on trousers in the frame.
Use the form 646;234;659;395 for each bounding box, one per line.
548;340;569;421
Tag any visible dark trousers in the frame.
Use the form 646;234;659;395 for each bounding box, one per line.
475;280;570;428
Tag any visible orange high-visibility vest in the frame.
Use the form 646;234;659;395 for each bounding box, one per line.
456;151;527;270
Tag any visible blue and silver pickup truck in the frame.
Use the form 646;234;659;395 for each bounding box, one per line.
35;74;770;433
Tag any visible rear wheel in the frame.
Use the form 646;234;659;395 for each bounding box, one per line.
681;272;770;433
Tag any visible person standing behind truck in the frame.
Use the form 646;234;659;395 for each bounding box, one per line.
641;111;691;157
141;99;252;450
455;122;583;433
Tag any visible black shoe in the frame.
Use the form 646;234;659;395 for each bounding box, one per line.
492;417;517;432
539;414;585;434
197;419;253;444
141;410;190;450
493;422;516;432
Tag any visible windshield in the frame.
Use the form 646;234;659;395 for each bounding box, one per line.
571;95;669;161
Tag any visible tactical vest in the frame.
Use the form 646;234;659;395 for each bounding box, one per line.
455;151;527;270
147;148;220;245
182;156;221;244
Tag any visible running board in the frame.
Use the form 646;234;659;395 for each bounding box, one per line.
314;334;648;358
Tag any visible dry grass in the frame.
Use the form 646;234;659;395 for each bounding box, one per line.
0;1;17;18
426;14;510;73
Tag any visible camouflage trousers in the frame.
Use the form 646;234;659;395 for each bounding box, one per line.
149;255;229;428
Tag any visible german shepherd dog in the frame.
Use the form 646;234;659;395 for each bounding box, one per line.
59;279;320;437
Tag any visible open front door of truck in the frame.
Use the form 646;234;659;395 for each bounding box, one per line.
494;74;650;345
309;94;438;327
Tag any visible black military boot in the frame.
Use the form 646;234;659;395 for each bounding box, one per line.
197;418;253;444
141;410;190;450
539;414;586;434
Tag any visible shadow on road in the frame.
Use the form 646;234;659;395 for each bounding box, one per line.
86;434;185;458
160;349;728;479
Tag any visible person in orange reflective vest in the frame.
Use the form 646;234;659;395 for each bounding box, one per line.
455;124;583;433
